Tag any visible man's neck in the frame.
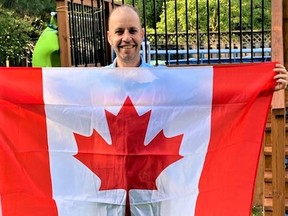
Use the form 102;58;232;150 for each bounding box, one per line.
116;57;141;68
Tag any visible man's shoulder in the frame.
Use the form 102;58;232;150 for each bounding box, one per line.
105;64;113;68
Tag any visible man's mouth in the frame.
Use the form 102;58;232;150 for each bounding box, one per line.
119;45;136;49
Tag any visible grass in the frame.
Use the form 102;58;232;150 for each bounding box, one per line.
252;205;263;216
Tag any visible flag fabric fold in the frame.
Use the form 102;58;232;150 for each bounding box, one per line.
0;63;275;216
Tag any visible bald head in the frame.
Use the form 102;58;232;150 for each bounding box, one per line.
108;5;142;30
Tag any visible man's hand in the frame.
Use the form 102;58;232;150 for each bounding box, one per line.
274;63;288;91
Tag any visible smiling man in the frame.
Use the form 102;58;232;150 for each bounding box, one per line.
106;5;152;68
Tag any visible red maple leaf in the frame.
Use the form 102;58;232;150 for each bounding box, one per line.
74;97;183;216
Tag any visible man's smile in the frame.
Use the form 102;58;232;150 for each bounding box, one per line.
119;45;136;49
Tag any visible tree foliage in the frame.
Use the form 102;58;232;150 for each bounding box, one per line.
0;5;32;65
0;0;55;18
0;0;55;65
155;0;271;33
125;0;164;29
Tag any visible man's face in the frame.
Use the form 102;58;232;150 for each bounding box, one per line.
107;8;144;66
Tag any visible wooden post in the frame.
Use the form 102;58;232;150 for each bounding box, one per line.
56;0;72;67
283;0;288;214
253;141;265;205
284;0;288;68
269;0;286;215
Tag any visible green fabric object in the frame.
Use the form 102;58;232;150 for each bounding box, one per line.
32;13;60;67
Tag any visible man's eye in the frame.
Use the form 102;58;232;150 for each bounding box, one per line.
115;31;123;35
129;29;137;34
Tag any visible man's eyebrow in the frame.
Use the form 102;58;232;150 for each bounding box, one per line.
113;27;139;32
114;27;124;31
129;27;139;31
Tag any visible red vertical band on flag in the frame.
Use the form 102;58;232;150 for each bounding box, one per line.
195;63;275;216
0;68;57;216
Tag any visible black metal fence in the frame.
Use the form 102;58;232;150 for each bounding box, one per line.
145;30;271;65
2;49;34;67
67;0;271;66
68;0;106;66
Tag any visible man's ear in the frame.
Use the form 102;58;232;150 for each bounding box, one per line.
107;31;112;45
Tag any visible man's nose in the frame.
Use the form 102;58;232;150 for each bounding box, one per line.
122;30;132;42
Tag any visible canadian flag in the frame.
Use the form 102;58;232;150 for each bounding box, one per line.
0;63;275;216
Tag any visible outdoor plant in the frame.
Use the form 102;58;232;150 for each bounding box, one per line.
252;205;263;216
0;0;54;66
0;5;32;65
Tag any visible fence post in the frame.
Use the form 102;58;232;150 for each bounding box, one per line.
283;0;288;215
268;0;286;216
56;0;72;67
284;0;288;68
5;57;9;67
